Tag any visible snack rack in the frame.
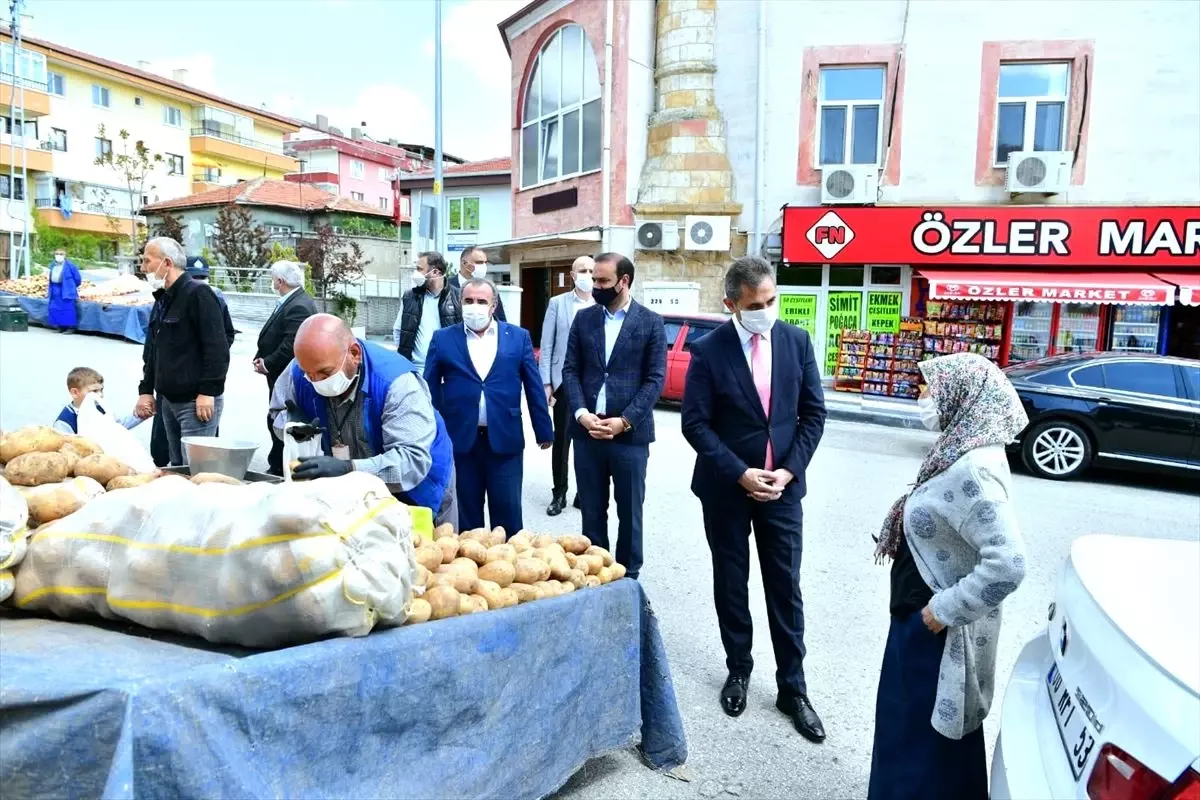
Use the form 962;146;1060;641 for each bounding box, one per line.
922;300;1004;361
833;330;871;393
862;319;925;399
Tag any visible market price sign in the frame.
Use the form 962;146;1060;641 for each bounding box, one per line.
825;291;862;374
866;291;903;334
779;294;817;338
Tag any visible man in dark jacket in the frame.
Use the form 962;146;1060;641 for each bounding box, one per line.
393;251;462;373
562;252;667;580
450;247;506;322
253;260;318;474
134;237;231;467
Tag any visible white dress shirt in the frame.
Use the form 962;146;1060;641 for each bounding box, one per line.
412;292;442;374
577;295;631;420
567;290;594;326
733;314;773;381
466;320;499;425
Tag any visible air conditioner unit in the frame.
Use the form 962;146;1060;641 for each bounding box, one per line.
1006;151;1073;194
820;166;878;205
635;220;679;251
684;215;731;251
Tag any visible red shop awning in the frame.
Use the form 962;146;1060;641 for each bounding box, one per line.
1151;273;1200;306
917;270;1176;306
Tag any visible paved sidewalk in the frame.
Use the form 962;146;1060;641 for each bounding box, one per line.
822;387;923;430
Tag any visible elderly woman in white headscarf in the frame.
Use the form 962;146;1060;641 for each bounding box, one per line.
868;353;1029;800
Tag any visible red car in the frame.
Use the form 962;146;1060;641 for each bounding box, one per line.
660;312;729;402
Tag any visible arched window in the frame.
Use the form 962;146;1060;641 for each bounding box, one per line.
521;24;602;188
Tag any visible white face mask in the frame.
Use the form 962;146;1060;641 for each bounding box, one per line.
738;304;778;336
469;262;488;280
145;259;169;291
462;304;492;332
411;271;429;289
308;352;353;397
54;254;65;264
574;274;593;294
918;393;942;432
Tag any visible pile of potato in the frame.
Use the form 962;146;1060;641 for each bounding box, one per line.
0;425;162;527
0;275;54;298
405;526;627;624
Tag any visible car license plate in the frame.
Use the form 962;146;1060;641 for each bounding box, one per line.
1047;663;1098;781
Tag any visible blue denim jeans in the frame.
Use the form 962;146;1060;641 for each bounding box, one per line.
161;395;225;466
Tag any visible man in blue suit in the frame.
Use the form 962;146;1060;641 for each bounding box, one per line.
563;252;667;579
424;278;553;535
681;256;828;743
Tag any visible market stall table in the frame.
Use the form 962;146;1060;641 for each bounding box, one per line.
0;579;687;799
0;293;151;344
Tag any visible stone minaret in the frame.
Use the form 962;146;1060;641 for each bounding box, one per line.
635;0;741;217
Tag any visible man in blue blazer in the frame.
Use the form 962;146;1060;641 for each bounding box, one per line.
562;252;667;579
681;256;828;743
424;278;553;535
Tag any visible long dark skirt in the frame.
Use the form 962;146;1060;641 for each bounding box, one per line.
47;283;78;329
868;611;987;800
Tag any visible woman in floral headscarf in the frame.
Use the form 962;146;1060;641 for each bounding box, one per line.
868;353;1029;800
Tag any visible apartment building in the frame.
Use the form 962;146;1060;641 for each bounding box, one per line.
0;24;298;264
285;116;464;221
487;0;1200;364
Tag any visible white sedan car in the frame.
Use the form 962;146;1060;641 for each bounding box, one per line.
992;534;1200;800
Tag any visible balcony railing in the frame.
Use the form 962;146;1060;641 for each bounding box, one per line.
0;73;48;93
36;197;135;218
40;140;66;152
190;127;283;155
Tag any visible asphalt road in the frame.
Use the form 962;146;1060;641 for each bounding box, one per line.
2;325;1197;799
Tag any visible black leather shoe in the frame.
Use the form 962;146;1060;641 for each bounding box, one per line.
776;694;825;742
547;494;566;516
572;493;581;510
720;674;750;717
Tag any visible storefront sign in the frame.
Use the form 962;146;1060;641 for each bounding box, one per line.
924;271;1175;305
825;292;862;374
866;291;903;333
778;294;817;337
782;207;1200;267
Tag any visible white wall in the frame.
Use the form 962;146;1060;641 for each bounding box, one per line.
301;148;339;175
410;182;513;270
715;0;1200;227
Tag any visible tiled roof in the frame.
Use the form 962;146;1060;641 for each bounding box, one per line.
0;29;301;131
403;157;511;180
142;179;389;217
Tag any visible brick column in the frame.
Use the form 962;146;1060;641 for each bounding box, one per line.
635;0;741;215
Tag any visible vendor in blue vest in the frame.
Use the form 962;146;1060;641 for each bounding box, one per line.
270;313;458;528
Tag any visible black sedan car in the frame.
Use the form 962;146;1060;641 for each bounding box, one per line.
1002;352;1199;480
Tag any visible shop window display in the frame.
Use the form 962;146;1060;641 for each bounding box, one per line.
1110;306;1162;354
1010;302;1054;362
923;300;1004;361
1054;303;1101;354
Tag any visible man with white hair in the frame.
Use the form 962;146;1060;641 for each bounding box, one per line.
134;236;231;466
254;260;318;475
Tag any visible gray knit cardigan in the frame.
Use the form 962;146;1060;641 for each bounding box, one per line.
903;444;1027;740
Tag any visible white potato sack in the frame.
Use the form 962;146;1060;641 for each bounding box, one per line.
0;569;13;603
0;476;31;571
12;472;417;647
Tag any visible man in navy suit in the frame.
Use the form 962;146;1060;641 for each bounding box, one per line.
424;277;553;535
563;252;667;579
681;256;828;743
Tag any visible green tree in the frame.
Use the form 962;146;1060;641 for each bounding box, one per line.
94;124;162;252
212;204;270;289
152;211;185;243
297;224;371;302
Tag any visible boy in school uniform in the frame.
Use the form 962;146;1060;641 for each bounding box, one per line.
52;366;144;435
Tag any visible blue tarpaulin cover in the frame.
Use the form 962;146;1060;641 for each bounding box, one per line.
2;294;151;344
0;579;687;799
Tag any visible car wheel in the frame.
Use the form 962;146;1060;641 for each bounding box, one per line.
1022;420;1093;480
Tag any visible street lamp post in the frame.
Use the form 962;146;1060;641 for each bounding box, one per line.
433;0;445;255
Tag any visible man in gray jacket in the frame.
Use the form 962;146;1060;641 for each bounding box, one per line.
538;255;594;516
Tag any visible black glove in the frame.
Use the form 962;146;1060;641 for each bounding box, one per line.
293;456;353;480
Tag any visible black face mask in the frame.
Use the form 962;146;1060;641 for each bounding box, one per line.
593;282;621;308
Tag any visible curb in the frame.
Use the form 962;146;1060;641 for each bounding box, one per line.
825;404;925;431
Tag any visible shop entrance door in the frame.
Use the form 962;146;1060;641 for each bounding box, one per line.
1166;305;1200;360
